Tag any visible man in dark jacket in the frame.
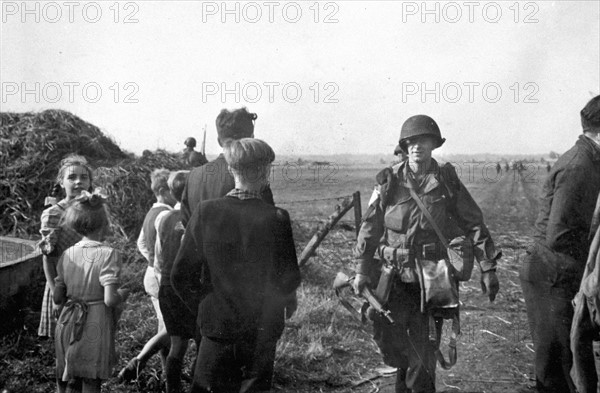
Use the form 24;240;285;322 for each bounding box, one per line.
180;108;274;226
520;95;600;393
172;138;300;393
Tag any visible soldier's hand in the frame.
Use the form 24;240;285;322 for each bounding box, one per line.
352;274;370;295
481;270;499;302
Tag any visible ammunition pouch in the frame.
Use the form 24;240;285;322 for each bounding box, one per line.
376;244;418;283
416;257;459;313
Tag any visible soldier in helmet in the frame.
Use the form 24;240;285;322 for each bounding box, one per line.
353;115;501;393
183;137;208;168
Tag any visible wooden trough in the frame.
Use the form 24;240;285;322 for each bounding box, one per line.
0;236;43;313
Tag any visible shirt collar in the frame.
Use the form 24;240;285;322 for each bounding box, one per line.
399;159;441;192
579;135;600;161
152;202;173;210
226;188;262;200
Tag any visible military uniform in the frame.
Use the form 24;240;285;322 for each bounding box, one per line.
355;159;500;392
185;150;208;167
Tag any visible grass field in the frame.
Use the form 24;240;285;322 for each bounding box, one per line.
0;160;548;393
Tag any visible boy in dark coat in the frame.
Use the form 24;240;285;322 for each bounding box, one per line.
172;138;301;393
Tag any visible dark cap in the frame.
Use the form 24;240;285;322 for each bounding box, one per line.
216;107;257;145
581;95;600;131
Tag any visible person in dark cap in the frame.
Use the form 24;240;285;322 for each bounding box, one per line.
520;95;600;393
183;137;208;168
353;114;501;393
180;107;274;227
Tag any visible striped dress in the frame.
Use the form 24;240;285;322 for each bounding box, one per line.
37;199;82;337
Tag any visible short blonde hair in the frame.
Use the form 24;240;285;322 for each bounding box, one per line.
168;170;189;202
150;168;170;196
224;138;274;182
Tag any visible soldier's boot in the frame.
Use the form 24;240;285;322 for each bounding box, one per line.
395;368;409;393
165;356;183;393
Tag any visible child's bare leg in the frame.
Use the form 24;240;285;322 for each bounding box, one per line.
118;327;170;382
137;326;170;364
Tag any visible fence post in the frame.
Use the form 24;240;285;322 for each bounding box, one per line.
353;191;361;238
298;196;355;267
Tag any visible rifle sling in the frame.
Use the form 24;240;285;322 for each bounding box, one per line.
407;187;449;249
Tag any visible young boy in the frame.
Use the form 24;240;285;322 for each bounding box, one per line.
154;170;194;393
119;169;176;382
172;138;301;393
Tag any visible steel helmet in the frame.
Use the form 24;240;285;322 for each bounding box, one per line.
399;115;445;152
184;137;197;148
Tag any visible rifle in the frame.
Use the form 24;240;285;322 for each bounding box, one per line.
201;125;206;156
333;272;394;324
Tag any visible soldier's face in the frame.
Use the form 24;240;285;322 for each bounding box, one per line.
406;136;435;163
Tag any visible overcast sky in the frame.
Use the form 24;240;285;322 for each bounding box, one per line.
2;1;599;156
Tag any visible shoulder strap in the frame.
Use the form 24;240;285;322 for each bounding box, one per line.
408;187;449;249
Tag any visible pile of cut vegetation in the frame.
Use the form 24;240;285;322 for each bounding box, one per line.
0;109;185;240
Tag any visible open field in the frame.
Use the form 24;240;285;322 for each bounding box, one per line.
0;160;548;392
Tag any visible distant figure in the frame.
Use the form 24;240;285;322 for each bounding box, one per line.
183;137;208;168
394;144;407;161
546;162;552;173
496;162;502;175
505;162;510;172
520;95;600;393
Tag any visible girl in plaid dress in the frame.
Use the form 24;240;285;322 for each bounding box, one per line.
37;154;93;337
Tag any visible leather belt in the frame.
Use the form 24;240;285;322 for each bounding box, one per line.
377;243;446;283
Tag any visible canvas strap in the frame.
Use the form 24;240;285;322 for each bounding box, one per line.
408;182;459;369
407;187;449;249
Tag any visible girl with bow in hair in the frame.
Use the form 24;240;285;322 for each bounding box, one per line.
53;191;129;393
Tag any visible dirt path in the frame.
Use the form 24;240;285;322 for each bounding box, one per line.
358;169;544;393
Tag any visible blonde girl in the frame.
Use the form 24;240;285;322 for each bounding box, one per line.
38;154;93;337
53;191;129;393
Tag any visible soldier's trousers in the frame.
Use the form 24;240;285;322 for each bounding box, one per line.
373;282;438;393
521;278;577;393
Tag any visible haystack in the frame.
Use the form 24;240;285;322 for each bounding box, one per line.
0;109;185;239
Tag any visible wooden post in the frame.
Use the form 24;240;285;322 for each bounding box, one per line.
298;196;355;267
353;191;361;238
